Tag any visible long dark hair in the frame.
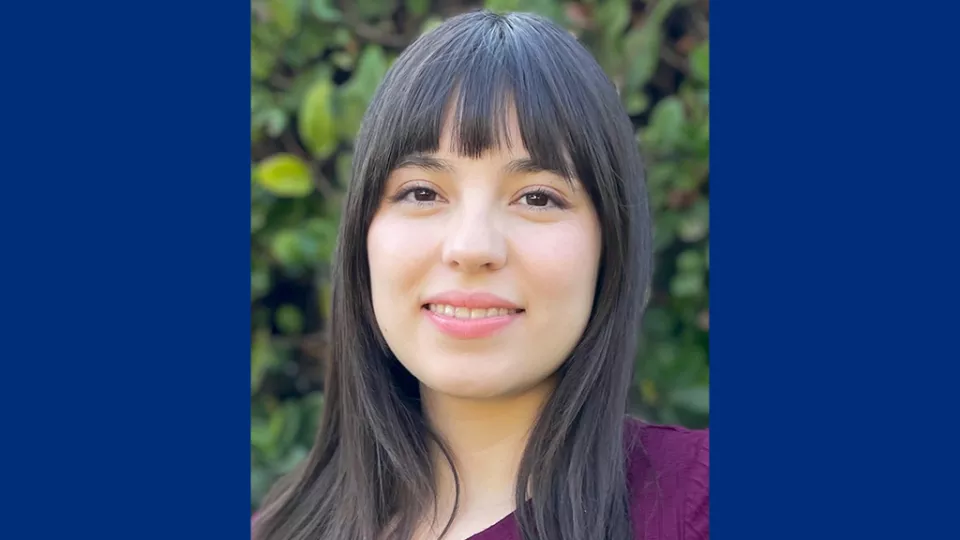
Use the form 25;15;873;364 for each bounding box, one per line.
253;10;653;540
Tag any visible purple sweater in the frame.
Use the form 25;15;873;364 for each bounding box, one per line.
253;418;709;539
463;418;709;539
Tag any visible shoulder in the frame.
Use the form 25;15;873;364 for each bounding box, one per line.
624;416;709;480
623;416;709;540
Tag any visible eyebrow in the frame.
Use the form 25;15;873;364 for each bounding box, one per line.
394;153;572;180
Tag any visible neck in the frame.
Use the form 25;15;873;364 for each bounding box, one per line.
420;378;555;531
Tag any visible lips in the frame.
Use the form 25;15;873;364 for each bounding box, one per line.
421;290;523;310
420;291;524;339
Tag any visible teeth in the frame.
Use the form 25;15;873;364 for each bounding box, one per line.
426;304;519;319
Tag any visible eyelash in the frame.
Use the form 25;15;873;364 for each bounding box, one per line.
390;183;440;207
389;184;570;211
517;188;570;211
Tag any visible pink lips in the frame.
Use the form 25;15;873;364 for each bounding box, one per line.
422;291;524;339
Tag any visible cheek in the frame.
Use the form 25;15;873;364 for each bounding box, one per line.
512;220;601;298
367;215;438;310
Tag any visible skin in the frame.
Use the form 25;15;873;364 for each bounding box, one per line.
367;109;603;539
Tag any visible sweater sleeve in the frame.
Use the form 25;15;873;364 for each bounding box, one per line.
683;429;709;540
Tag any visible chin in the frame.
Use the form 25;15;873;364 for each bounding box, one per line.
416;358;553;401
427;383;508;401
418;366;512;399
407;358;503;398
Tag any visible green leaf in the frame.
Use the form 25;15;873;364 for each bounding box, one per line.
352;45;389;95
626;92;650;115
299;78;339;159
253;108;287;138
256;154;314;197
677;249;705;273
649;96;686;147
282;64;333;111
271;229;304;267
275;304;304;335
251;265;271;300
621;0;681;91
296;26;330;58
670;272;703;298
251;207;266;233
337;89;369;141
690;40;709;83
649;0;681;26
331;51;354;70
670;386;710;414
336;152;353;186
270;0;304;36
310;0;342;22
336;45;388;139
595;0;630;40
332;27;352;46
304;217;339;262
250;419;273;452
623;25;661;91
406;0;429;17
251;47;277;81
265;408;286;458
278;402;303;449
677;199;709;242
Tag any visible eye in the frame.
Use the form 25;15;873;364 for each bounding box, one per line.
516;188;569;210
406;187;438;203
522;192;550;207
391;184;442;205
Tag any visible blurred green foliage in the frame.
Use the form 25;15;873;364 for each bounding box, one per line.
250;0;709;512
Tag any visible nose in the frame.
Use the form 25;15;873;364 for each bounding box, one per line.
441;207;507;272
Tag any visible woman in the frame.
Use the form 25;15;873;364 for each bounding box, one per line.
253;9;708;540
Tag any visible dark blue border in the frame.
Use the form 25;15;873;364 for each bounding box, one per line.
3;2;249;538
6;0;960;537
714;1;959;538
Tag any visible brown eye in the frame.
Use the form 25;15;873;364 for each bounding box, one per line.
389;184;443;206
523;192;550;207
412;187;436;202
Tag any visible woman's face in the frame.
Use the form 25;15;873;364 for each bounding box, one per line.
367;113;602;400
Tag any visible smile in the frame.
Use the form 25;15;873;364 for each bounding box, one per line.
425;303;522;319
421;303;524;339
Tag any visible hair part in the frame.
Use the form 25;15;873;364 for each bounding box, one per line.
253;9;652;540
